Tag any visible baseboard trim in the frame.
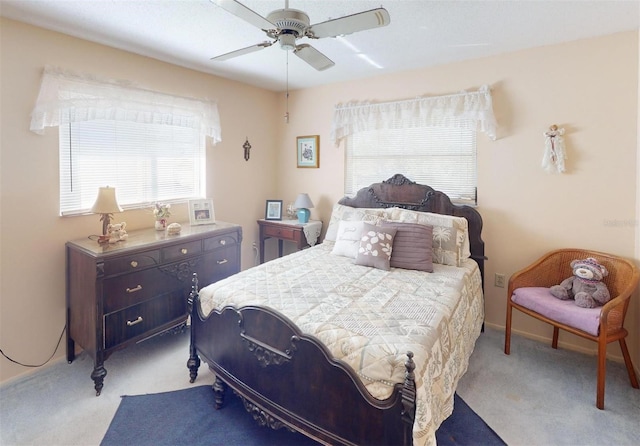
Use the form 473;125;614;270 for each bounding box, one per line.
484;322;633;367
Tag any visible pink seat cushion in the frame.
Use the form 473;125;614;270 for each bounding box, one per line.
512;287;602;336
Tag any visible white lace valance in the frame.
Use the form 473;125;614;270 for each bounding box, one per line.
30;66;221;143
331;85;497;147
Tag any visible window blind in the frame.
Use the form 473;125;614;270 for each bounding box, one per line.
345;125;477;203
59;120;205;216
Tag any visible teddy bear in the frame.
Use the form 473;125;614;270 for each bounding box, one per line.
549;257;610;308
107;222;128;244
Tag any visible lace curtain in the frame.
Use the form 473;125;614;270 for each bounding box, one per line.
330;85;497;147
30;66;221;143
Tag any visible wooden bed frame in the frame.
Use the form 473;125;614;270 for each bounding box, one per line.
187;174;485;446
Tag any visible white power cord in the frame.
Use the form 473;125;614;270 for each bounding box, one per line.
252;242;259;266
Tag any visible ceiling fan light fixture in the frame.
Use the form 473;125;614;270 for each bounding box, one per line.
279;33;297;51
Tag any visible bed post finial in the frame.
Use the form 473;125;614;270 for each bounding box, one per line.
187;272;201;383
401;351;416;444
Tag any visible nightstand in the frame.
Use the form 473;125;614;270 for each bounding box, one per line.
257;219;322;263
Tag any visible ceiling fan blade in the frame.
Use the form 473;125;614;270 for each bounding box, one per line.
211;0;274;30
211;42;273;61
294;44;335;71
306;8;390;39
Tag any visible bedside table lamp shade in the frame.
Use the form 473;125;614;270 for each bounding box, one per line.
294;193;314;224
91;186;123;236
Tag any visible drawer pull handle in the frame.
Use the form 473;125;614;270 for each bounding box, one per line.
126;316;143;327
220;240;226;245
181;248;188;254
126;285;143;293
217;259;228;265
130;260;138;268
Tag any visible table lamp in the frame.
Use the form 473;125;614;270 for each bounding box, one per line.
91;186;123;242
294;193;314;224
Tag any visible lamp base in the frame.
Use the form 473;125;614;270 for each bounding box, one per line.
297;208;310;224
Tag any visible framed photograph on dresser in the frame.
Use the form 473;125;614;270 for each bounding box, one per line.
189;199;215;226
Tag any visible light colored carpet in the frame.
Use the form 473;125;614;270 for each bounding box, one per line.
1;326;638;445
456;328;640;445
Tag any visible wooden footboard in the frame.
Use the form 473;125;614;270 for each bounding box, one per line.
187;274;416;446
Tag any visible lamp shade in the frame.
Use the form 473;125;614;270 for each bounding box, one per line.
294;193;314;224
293;193;314;210
91;187;123;214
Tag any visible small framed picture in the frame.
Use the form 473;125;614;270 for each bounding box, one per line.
296;135;319;168
188;199;215;226
265;200;283;220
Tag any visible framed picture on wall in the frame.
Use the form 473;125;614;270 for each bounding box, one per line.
296;135;319;168
265;200;283;220
188;199;215;226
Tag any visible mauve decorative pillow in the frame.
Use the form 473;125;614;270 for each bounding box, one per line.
355;223;397;271
381;221;434;272
389;208;470;267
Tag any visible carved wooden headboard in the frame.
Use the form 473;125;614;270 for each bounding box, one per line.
338;174;486;285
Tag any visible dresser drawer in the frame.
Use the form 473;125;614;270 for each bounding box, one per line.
103;292;186;349
204;232;238;251
209;246;239;281
103;250;160;276
161;240;202;262
103;268;182;313
263;225;298;241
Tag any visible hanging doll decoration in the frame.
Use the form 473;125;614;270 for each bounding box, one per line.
542;124;566;174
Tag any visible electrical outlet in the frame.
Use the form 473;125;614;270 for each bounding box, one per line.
495;273;505;288
252;241;257;248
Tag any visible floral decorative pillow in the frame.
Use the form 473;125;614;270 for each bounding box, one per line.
330;220;365;258
389;208;470;267
324;204;392;242
355;223;397;270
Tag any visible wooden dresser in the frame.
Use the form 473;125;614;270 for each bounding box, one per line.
66;222;242;395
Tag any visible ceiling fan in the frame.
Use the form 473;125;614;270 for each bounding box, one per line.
210;0;391;71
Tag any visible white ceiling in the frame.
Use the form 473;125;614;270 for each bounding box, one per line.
1;0;639;92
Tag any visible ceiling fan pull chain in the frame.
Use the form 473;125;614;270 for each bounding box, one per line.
285;51;290;124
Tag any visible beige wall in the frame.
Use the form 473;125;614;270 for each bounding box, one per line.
1;17;638;384
275;31;640;363
0;18;279;383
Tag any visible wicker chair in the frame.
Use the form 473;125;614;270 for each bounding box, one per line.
504;248;640;409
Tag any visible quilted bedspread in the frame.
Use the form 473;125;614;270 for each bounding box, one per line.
198;242;484;446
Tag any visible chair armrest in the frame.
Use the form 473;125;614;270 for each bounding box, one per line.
599;294;629;333
507;253;568;297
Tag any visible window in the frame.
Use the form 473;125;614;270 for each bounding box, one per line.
345;125;477;204
30;67;220;216
59;120;205;216
332;85;496;205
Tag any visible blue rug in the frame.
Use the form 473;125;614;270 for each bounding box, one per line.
101;385;505;445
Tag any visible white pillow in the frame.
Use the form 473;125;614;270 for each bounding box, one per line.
324;204;392;242
330;220;365;258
